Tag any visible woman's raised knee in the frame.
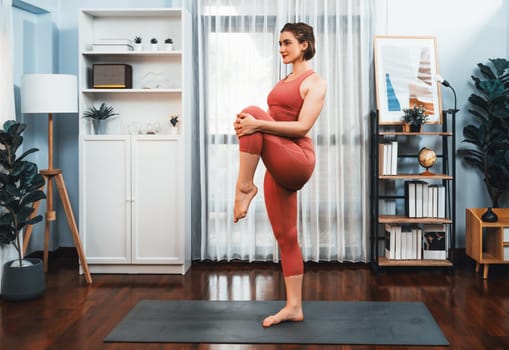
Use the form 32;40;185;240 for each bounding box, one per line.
241;106;272;121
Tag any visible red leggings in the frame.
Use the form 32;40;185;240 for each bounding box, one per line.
239;106;315;276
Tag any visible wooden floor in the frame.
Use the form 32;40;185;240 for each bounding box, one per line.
1;251;509;350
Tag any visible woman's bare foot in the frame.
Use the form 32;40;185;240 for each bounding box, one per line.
262;306;304;328
234;184;258;223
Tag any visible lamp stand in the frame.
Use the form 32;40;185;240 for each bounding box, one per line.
23;113;92;284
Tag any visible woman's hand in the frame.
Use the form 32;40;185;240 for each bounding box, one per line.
233;112;258;137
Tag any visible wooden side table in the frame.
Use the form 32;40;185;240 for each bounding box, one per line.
466;208;509;279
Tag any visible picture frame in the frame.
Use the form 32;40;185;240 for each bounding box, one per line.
374;36;442;125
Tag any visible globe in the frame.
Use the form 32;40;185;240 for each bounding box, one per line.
418;147;436;175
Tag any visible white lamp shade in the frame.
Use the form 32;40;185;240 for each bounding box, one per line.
21;74;78;114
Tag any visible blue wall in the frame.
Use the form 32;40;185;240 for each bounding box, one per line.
15;0;509;251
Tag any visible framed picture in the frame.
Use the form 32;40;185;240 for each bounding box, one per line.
374;36;442;125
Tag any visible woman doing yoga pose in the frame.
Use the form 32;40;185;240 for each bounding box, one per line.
233;22;327;328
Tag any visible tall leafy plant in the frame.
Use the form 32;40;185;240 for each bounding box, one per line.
458;58;509;207
0;121;46;267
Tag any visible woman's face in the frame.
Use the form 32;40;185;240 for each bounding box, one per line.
278;31;307;64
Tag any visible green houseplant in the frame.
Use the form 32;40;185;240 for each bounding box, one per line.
133;36;143;51
82;102;118;134
0;120;47;300
458;58;509;217
164;38;174;51
401;104;429;132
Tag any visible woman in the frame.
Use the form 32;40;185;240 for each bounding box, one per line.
233;22;327;328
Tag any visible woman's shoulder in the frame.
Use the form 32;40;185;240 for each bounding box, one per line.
304;72;327;94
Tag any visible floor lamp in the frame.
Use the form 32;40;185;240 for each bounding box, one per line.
20;74;92;284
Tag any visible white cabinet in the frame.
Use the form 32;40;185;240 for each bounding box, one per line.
78;9;192;274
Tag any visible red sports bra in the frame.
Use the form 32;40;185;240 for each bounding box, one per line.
267;69;315;122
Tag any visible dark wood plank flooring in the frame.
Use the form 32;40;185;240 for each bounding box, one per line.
1;251;509;350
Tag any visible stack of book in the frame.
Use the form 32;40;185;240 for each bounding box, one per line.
92;38;134;52
378;141;398;175
385;224;448;260
404;181;446;218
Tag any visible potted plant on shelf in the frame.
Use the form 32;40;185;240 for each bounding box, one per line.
133;36;143;51
458;58;509;222
150;37;158;51
401;104;428;132
82;102;118;135
0;120;47;301
164;38;174;51
168;114;179;135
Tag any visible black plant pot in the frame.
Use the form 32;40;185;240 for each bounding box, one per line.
481;207;498;223
410;124;422;132
1;258;45;301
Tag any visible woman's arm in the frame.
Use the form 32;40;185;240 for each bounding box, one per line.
235;75;327;138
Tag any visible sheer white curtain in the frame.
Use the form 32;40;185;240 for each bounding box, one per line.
0;0;17;288
0;0;14;122
198;0;374;263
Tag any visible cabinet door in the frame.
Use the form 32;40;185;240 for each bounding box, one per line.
80;137;131;263
131;136;182;264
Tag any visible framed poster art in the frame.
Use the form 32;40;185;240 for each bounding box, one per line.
374;36;442;125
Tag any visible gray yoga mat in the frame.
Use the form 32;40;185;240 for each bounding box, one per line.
104;300;449;345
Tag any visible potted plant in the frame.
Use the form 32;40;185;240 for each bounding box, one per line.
82;102;118;135
164;38;174;51
168;114;179;135
401;104;428;132
458;58;509;221
133;36;143;51
0;120;46;301
150;37;158;51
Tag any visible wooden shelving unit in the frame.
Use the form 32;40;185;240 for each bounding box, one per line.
370;110;456;271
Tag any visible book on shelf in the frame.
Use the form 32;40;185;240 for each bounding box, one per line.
405;181;446;219
378;143;386;175
92;38;134;52
378;142;398;175
96;38;133;45
390;140;398;175
384;224;422;260
422;224;447;259
92;44;134;52
504;227;509;242
379;199;396;215
395;225;402;259
404;181;421;217
415;181;428;218
437;185;446;218
384;224;396;259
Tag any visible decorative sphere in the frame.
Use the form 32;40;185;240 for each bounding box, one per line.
418;147;437;169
